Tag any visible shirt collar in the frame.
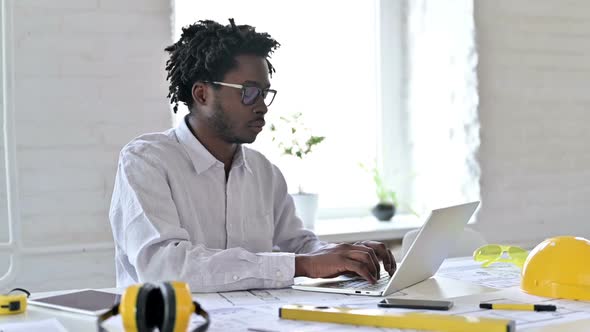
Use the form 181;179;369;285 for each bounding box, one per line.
176;116;252;174
233;144;253;174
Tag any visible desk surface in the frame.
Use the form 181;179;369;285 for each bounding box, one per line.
2;257;589;332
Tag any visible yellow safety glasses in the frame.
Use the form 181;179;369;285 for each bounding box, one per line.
473;244;529;268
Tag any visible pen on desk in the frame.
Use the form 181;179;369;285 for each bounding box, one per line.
247;328;280;332
480;303;557;312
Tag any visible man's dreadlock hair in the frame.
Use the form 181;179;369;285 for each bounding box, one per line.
164;18;280;113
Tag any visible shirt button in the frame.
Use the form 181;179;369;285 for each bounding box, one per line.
233;275;239;281
276;270;282;278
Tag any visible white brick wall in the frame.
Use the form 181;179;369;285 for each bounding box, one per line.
474;0;590;246
1;0;172;291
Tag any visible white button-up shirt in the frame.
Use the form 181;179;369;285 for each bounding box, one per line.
109;117;326;292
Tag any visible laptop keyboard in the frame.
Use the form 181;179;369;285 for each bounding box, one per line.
325;270;391;291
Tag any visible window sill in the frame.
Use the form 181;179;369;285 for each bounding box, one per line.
313;214;422;243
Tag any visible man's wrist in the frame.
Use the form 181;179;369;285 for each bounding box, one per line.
294;255;308;277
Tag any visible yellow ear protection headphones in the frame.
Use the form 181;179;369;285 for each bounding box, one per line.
98;281;210;332
0;288;30;315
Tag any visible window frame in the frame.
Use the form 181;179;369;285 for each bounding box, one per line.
377;0;409;207
0;0;21;289
318;0;410;219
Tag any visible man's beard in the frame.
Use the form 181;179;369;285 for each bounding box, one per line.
209;100;252;144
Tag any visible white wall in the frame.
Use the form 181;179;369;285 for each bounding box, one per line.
474;0;590;246
1;0;172;291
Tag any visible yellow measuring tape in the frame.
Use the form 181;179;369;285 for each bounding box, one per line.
0;288;30;315
280;304;515;332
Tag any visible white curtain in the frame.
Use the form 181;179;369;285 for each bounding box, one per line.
405;0;480;211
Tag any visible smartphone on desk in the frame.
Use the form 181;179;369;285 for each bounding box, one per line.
378;298;453;311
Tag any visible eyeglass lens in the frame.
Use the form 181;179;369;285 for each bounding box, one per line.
242;86;260;105
242;86;275;106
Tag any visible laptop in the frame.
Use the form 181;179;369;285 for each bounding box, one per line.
292;201;480;296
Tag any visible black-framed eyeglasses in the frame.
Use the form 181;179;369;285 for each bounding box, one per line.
208;81;277;107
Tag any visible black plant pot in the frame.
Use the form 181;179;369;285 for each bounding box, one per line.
371;203;396;221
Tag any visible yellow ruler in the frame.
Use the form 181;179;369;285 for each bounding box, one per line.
279;304;515;332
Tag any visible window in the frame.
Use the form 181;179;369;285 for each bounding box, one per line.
0;0;15;286
174;0;407;218
1;0;8;242
405;0;480;212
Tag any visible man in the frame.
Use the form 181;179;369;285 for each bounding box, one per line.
109;19;396;292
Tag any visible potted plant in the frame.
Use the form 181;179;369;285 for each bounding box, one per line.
269;112;325;229
360;163;398;221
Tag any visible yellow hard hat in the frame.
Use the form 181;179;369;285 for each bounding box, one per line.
521;236;590;300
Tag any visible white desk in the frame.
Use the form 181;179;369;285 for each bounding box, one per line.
2;257;590;332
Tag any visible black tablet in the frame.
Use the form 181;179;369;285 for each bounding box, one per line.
28;290;119;316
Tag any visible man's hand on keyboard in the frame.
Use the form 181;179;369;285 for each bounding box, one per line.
294;241;397;284
354;240;397;276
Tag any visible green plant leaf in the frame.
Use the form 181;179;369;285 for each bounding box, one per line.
268;112;325;160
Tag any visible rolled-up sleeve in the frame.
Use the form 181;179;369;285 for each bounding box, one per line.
110;150;295;292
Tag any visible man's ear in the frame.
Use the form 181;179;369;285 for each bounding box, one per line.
192;82;209;106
